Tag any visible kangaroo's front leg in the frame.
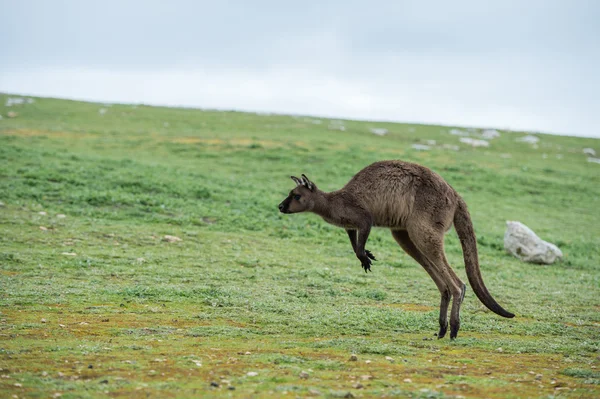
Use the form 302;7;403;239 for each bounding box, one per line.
346;230;377;264
355;224;374;273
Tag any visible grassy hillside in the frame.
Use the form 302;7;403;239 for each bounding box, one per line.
1;93;599;398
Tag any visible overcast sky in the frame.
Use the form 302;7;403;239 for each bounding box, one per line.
1;0;599;137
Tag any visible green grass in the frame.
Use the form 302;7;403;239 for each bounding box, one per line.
0;93;599;398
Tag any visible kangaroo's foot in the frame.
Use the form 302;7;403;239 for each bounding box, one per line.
365;250;377;261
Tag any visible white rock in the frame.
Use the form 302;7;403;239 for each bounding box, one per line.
504;221;562;264
588;157;600;164
442;144;460;151
369;128;388;136
246;371;258;377
426;139;436;145
583;148;596;156
517;135;539;144
162;235;182;243
449;128;468;136
6;97;26;106
459;137;489;148
411;144;430;151
482;129;501;139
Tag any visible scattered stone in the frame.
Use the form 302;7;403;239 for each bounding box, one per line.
98;108;107;115
517;135;539;144
385;356;394;362
360;375;373;380
481;129;501;139
42;371;48;377
136;257;146;263
299;371;309;379
39;211;47;216
244;351;251;355
588;157;600;164
7;111;18;118
535;374;543;380
403;378;412;383
14;383;22;387
41;318;47;323
246;371;258;377
56;214;66;219
343;393;354;399
411;144;430;151
496;348;503;353
0;201;4;207
308;389;321;396
365;360;372;364
40;226;48;231
459;137;489;148
210;381;219;387
79;322;89;326
369;128;388;136
349;354;358;361
227;386;235;390
88;365;93;369
583;148;596;156
99;379;108;384
61;252;76;256
504;221;563;264
449;128;468;136
162;235;182;243
352;382;364;389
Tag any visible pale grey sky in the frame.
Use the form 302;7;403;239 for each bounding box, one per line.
1;0;599;137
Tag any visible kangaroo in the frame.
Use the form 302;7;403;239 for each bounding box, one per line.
278;160;514;339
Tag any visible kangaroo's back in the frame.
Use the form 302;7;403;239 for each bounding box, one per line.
344;160;456;228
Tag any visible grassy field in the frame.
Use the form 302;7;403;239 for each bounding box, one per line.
0;93;599;398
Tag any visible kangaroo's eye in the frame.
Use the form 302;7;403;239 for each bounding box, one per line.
293;194;301;201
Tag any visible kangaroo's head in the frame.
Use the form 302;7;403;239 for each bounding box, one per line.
279;174;318;214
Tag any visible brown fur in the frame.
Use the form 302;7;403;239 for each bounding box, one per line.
279;160;514;339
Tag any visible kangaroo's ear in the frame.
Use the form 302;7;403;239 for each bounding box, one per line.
301;174;316;191
291;176;302;186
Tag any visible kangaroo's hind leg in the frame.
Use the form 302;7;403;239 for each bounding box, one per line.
407;225;466;339
391;229;451;338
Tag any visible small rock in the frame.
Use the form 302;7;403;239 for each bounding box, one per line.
41;318;47;323
361;375;373;380
56;214;66;219
403;378;412;383
88;365;93;369
352;382;364;389
385;356;394;362
79;322;89;326
459;137;489;148
343;393;354;399
39;211;47;216
227;386;235;390
210;381;219;387
583;148;596;156
588;157;600;164
244;351;251;355
299;371;309;379
136;257;146;263
517;135;539;144
504;221;563;264
59;324;66;328
99;379;108;384
162;235;182;243
370;128;388;136
449;128;468;136
496;348;503;353
535;374;543;380
411;144;430;151
365;360;372;364
61;252;76;256
42;371;48;376
247;371;258;377
0;201;5;207
481;129;501;139
39;226;48;231
308;389;321;396
7;111;18;118
349;354;358;361
14;383;22;387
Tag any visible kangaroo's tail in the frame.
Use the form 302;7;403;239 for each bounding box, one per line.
453;197;515;318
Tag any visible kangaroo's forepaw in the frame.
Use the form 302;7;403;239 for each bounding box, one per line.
365;250;377;261
360;256;372;273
